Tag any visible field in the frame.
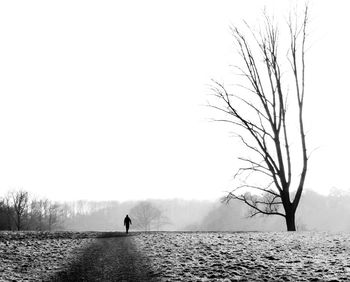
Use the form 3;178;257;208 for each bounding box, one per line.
0;231;350;281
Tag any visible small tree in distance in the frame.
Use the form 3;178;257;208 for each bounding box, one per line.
129;201;169;231
10;190;29;231
211;5;309;231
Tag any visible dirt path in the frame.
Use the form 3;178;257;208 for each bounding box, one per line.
51;234;160;282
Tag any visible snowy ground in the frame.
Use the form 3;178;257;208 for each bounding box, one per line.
135;232;350;281
1;231;350;281
0;231;99;281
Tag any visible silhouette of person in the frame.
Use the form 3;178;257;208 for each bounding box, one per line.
124;214;132;234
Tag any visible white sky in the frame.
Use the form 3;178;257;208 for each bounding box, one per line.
0;0;349;201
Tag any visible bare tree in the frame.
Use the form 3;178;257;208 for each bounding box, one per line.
11;190;29;230
211;6;309;231
129;201;168;231
29;199;44;230
0;199;10;230
28;199;62;231
3;195;14;230
47;202;62;231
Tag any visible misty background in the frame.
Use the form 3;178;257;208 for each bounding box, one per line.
1;188;350;232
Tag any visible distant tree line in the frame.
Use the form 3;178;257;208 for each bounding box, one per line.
2;188;349;232
0;190;204;232
60;199;212;232
0;190;63;231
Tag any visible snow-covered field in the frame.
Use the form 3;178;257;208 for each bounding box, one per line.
0;231;98;281
1;231;350;281
135;232;350;281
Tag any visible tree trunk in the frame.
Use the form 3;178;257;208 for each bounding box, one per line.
285;208;296;231
6;207;12;230
17;214;21;231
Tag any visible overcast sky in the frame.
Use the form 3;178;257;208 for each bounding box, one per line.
0;0;349;201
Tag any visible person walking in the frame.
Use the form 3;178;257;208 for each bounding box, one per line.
124;214;132;234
